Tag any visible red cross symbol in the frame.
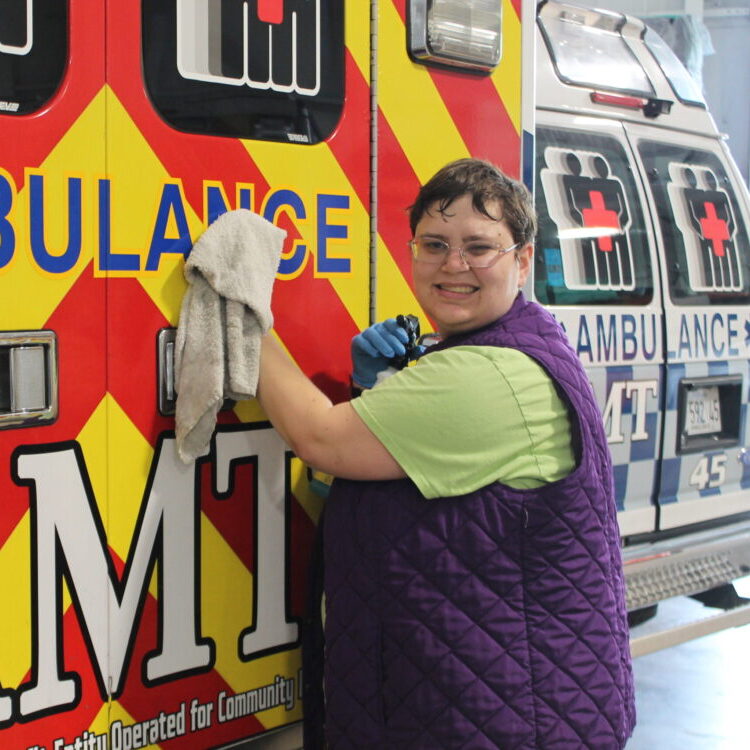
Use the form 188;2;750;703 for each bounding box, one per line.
699;201;729;258
258;0;284;24
580;190;620;252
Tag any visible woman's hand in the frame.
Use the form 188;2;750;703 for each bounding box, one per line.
351;319;410;388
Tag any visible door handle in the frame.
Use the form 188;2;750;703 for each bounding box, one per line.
0;331;58;429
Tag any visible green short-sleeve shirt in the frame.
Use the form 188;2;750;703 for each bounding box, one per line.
351;346;575;499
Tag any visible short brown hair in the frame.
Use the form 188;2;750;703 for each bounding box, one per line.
408;158;537;246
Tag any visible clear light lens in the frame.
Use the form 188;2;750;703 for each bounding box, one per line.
644;27;705;106
427;0;502;69
540;6;654;96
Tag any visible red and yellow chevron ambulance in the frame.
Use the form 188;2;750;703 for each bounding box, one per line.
0;1;528;748
2;1;750;748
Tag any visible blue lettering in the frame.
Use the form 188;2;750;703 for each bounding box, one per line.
264;189;307;276
316;193;350;274
146;183;192;271
693;314;708;358
98;179;140;272
728;313;739;356
621;315;637;361
596;315;617;362
205;184;253;226
206;185;229;226
576;317;593;362
642;314;657;361
711;313;725;357
29;174;82;274
0;172;15;268
678;315;692;358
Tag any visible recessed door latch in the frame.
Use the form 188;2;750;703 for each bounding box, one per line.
0;330;58;430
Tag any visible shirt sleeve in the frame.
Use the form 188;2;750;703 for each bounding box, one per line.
351;346;574;499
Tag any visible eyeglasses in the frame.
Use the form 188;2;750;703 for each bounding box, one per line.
408;237;520;268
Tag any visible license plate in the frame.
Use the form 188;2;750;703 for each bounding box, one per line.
685;386;722;436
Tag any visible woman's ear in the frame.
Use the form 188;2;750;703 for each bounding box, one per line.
516;243;533;287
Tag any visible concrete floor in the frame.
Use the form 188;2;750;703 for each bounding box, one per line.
626;577;750;750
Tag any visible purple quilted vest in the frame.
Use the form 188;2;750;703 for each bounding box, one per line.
323;293;635;749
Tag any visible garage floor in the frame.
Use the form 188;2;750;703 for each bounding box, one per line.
626;576;750;749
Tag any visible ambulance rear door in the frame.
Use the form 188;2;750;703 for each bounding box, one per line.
0;2;109;745
626;122;750;531
533;109;664;538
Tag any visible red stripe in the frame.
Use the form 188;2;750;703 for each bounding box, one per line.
107;279;174;445
0;265;107;547
0;3;105;186
391;0;407;23
428;68;520;177
376;109;421;280
290;496;318;614
199;459;255;572
326;49;372;210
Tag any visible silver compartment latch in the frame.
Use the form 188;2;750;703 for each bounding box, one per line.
157;328;178;416
157;327;235;417
0;331;58;429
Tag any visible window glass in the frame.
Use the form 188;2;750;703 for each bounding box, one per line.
638;141;750;305
535;126;653;306
643;27;705;107
142;0;345;144
0;0;67;115
538;11;654;97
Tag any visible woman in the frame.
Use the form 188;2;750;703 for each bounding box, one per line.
257;159;635;749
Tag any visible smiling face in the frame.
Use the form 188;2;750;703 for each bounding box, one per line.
411;194;532;337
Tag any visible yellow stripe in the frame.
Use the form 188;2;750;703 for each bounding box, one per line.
491;0;522;133
89;704;111;746
346;0;371;84
201;515;255;685
0;514;31;685
377;0;469;184
105;87;199;324
200;516;304;727
375;235;426;324
241;139;369;331
76;394;109;524
0;89;106;329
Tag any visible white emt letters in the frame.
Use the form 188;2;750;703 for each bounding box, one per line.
1;427;297;726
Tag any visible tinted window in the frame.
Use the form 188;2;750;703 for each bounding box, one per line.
535;127;653;306
0;0;67;115
142;0;345;144
639;141;750;305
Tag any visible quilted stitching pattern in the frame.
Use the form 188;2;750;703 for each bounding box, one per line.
323;295;635;749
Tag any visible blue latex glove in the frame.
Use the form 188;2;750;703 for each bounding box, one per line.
351;318;411;388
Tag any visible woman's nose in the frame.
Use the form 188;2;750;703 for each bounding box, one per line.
441;246;470;270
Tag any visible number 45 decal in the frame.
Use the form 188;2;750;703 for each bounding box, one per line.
689;453;727;490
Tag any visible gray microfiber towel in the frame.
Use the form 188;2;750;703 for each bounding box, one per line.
174;209;286;463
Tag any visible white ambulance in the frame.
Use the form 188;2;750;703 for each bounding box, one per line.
533;0;750;650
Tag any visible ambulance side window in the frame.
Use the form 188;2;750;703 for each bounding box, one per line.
638;141;750;305
534;127;653;306
0;0;67;115
141;0;345;144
